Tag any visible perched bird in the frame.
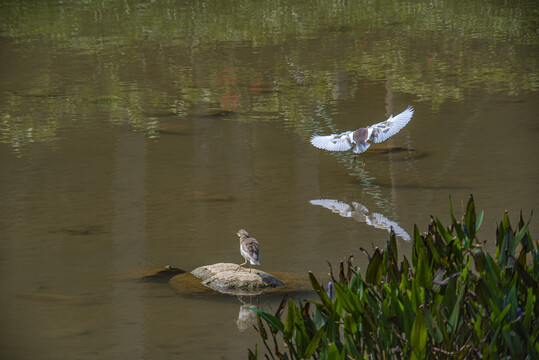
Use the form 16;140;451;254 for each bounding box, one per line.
236;229;260;273
310;106;414;154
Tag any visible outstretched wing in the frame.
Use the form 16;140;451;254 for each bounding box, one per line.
367;212;411;241
310;199;354;217
368;105;414;143
310;131;354;152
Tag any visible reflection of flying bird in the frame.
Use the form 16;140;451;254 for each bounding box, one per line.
310;199;411;241
310;106;414;154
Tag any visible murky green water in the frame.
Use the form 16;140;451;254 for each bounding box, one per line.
1;1;538;359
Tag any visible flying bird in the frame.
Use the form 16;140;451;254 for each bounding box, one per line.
236;229;260;273
310;106;414;154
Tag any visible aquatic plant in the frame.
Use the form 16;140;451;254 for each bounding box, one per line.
248;195;538;359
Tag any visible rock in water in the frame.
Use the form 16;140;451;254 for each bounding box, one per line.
190;263;284;295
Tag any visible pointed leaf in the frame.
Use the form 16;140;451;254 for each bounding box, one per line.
284;297;296;337
411;307;427;359
333;282;356;314
416;240;432;289
248;345;257;360
476;210;484;233
247;307;285;333
275;295;287;319
449;281;465;332
435;217;453;244
256;313;268;341
304;328;324;358
464;194;477;240
365;249;383;285
327;342;343;360
423;307;443;343
309;272;333;311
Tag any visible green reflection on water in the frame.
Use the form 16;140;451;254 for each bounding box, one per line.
0;0;537;150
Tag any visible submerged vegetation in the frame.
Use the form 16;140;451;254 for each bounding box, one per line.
248;195;538;359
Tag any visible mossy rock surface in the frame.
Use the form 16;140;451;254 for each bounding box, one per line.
170;263;313;297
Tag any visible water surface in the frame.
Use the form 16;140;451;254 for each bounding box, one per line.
1;1;538;359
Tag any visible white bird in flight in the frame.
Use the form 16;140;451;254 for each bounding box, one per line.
310;106;414;154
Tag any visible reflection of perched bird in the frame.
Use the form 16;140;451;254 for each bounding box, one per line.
236;229;260;273
310;199;411;241
310;106;414;154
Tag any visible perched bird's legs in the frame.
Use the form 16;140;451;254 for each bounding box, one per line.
236;260;248;271
236;261;253;273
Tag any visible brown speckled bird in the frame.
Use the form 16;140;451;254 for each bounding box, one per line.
236;229;260;273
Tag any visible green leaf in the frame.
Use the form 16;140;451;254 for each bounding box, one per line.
333;282;356;314
448;284;464;332
411;278;421;311
326;311;341;343
523;288;535;332
309;272;334;311
344;332;363;359
411;307;427;359
515;216;532;245
284;297;296;338
505;286;518;321
464;194;477;240
275;295;287;319
449;195;466;239
365;249;383;286
389;228;398;263
471;248;487;273
343;315;358;335
248;345;257;360
476;210;484;233
458;256;471;284
416;240;433;289
488;302;512;356
424;234;442;266
312;308;326;331
304;328;324;358
256;313;268;341
435;217;453;244
492;304;511;332
247;307;285;334
442;276;458;318
327;342;343;360
423;307;443;343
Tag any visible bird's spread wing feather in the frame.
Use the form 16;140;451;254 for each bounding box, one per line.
310;132;354;152
367;212;411;241
368;106;414;143
310;199;354;217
